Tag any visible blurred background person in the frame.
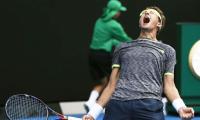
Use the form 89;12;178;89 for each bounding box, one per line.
84;0;132;112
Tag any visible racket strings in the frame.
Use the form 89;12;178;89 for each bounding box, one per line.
6;95;48;120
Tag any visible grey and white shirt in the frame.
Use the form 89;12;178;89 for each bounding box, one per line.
111;39;176;101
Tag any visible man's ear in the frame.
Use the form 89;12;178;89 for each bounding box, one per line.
157;23;162;30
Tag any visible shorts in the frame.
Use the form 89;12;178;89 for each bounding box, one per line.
88;49;112;83
103;99;164;120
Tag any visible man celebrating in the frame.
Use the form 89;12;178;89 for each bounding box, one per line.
83;6;194;120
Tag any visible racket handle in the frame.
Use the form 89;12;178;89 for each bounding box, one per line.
55;117;67;120
56;115;68;120
55;116;82;120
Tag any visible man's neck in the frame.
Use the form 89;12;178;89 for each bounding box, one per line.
138;29;157;41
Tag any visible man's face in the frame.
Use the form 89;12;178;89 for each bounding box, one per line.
139;9;162;31
113;11;121;19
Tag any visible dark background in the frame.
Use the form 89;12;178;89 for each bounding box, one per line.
0;0;200;105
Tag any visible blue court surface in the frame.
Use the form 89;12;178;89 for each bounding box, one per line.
69;113;200;120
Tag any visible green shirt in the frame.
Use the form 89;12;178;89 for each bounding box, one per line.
90;18;131;52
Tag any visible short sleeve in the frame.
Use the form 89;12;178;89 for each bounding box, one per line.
164;47;176;75
112;45;121;68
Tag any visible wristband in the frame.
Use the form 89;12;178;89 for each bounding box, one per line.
172;98;186;112
88;103;103;120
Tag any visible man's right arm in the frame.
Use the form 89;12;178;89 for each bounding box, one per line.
96;67;120;107
82;67;120;120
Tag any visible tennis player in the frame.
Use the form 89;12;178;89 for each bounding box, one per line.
82;6;195;120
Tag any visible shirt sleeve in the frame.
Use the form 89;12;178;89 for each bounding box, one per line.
164;47;176;75
112;45;121;69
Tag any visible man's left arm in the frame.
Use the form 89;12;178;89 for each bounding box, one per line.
164;74;195;119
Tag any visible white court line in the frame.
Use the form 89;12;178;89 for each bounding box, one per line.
59;101;86;114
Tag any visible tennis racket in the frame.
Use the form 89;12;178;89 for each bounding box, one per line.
5;94;82;120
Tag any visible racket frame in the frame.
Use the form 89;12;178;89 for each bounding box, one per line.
5;94;67;120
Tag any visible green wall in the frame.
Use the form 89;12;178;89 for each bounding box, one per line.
177;23;200;96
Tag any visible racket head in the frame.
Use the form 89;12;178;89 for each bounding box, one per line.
5;94;48;120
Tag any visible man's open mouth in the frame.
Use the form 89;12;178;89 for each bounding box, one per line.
143;16;150;23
